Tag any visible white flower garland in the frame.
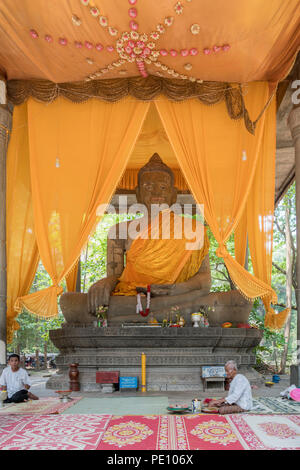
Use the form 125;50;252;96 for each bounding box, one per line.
136;285;151;317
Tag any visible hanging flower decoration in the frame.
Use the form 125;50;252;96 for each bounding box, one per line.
174;2;184;14
128;7;138;18
156;24;165;34
59;37;68;46
150;31;160;41
26;0;230;82
130;21;139;31
72;15;82;26
44;34;53;43
164;17;174;27
108;27;118;36
136;285;151;317
90;7;100;17
80;0;202;79
190;23;200;34
99;16;108;27
30;29;39;39
222;44;231;52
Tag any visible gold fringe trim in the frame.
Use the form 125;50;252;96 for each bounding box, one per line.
7;77;271;135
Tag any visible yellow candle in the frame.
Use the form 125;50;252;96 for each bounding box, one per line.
141;352;146;392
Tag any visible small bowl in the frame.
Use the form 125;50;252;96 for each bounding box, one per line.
265;382;275;387
55;390;72;402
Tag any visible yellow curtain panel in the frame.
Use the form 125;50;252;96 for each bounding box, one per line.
234;210;248;268
14;97;150;318
65;262;79;293
246;102;289;330
155;82;287;328
6;104;39;342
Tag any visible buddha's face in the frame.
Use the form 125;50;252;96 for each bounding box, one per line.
136;171;177;214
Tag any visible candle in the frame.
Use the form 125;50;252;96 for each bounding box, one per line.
141;352;146;392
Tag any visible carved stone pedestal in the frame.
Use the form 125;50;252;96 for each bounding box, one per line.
47;326;263;392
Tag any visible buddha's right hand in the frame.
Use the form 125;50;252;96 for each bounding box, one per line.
87;276;118;314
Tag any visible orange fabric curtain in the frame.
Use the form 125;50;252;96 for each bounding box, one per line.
14;97;150;318
65;263;79;293
246;103;289;330
6;103;39;342
234;100;290;329
155;82;285;328
234;211;247;267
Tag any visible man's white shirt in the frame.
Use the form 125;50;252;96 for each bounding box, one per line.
0;366;31;398
225;374;253;410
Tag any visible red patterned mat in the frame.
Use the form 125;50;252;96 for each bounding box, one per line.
227;414;300;450
0;396;82;415
183;414;244;450
1;414;299;450
0;414;112;450
98;414;300;450
97;414;244;450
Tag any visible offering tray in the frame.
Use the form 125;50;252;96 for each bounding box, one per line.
167;404;190;414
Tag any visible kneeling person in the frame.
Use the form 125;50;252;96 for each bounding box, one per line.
0;354;39;403
210;360;252;414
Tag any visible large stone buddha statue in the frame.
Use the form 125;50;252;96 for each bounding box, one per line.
60;154;252;325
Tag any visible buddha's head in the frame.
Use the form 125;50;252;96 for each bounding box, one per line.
136;153;178;214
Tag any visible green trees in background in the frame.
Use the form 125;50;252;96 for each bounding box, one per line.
9;186;298;372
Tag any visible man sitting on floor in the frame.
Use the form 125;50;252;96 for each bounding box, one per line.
210;360;253;414
0;353;39;403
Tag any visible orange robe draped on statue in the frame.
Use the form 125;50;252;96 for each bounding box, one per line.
113;212;209;296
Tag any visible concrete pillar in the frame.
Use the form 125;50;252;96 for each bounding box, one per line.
0;85;12;365
288;105;300;386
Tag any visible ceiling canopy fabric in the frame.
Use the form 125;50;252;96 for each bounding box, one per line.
0;0;298;85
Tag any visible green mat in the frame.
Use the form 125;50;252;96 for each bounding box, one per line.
251;397;300;414
62;396;169;415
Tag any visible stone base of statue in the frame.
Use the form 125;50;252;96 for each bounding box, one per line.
47;326;263;392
